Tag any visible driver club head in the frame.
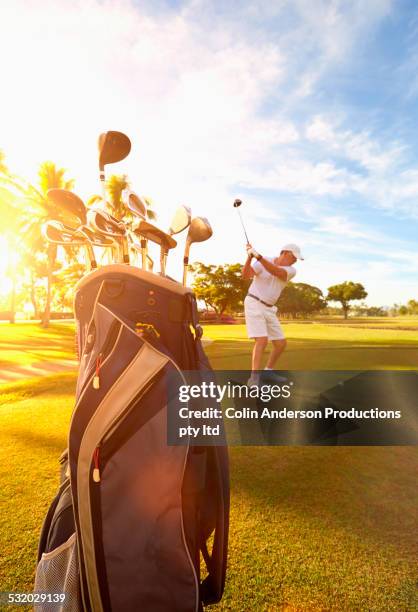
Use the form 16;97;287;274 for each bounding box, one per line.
47;189;87;225
98;131;131;171
186;216;213;246
233;198;242;208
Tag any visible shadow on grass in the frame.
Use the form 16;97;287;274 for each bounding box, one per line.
206;336;418;369
230;446;418;558
4;429;66;454
0;373;77;406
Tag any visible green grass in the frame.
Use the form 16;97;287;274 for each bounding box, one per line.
0;375;77;597
217;447;418;611
203;321;418;370
0;320;417;610
0;323;77;383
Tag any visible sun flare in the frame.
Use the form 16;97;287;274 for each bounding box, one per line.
0;236;12;296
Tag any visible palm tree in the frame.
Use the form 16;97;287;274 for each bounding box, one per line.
1;161;75;327
87;174;156;221
27;162;75;327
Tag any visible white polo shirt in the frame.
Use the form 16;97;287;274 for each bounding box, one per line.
248;257;296;305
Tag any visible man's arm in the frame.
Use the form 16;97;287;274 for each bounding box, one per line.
258;257;288;281
242;254;255;279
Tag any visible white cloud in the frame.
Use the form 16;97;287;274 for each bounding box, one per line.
239;159;352;196
313;216;370;239
306;116;404;172
0;0;414;305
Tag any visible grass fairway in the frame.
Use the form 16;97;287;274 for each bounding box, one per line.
203;319;418;370
0;320;417;610
0;323;77;383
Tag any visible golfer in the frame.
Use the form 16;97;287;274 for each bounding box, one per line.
242;243;304;386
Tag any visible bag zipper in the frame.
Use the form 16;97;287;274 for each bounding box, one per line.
84;321;121;393
90;376;157;484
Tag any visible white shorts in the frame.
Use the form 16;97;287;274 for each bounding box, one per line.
244;295;285;340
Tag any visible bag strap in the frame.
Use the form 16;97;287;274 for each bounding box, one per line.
199;446;230;605
186;293;203;340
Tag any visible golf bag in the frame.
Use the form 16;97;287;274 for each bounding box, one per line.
35;265;229;611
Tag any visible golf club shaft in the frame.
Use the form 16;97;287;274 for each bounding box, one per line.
85;243;97;269
160;246;168;276
100;174;107;208
236;208;250;243
183;258;188;286
140;238;147;269
183;245;190;286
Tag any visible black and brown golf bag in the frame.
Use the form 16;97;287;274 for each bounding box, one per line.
35;265;229;611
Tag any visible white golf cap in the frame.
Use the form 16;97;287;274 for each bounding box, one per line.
281;243;304;260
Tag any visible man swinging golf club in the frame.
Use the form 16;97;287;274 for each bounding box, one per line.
242;242;304;386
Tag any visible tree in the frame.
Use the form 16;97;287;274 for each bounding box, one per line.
327;281;367;319
190;262;246;318
54;262;85;311
1;161;75;326
25;162;75;327
278;282;327;318
407;299;418;315
88;174;156;221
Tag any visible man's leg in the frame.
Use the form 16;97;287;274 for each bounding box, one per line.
252;336;268;371
265;338;287;368
244;296;268;385
247;336;268;386
263;309;287;376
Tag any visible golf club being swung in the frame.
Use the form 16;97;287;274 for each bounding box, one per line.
233;198;250;244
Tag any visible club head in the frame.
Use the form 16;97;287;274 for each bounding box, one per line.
98;131;131;171
78;225;115;247
186;217;213;245
123;190;147;220
233;198;242;208
47;189;87;224
42;221;87;246
87;208;126;238
169;205;192;235
87;208;129;263
134;220;177;249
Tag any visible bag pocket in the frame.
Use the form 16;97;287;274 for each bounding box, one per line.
34;532;81;611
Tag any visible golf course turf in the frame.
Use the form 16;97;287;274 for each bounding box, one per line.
0;320;417;610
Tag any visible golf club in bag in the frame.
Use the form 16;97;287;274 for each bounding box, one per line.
35;218;229;609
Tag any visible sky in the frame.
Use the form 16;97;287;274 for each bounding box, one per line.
0;0;418;305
